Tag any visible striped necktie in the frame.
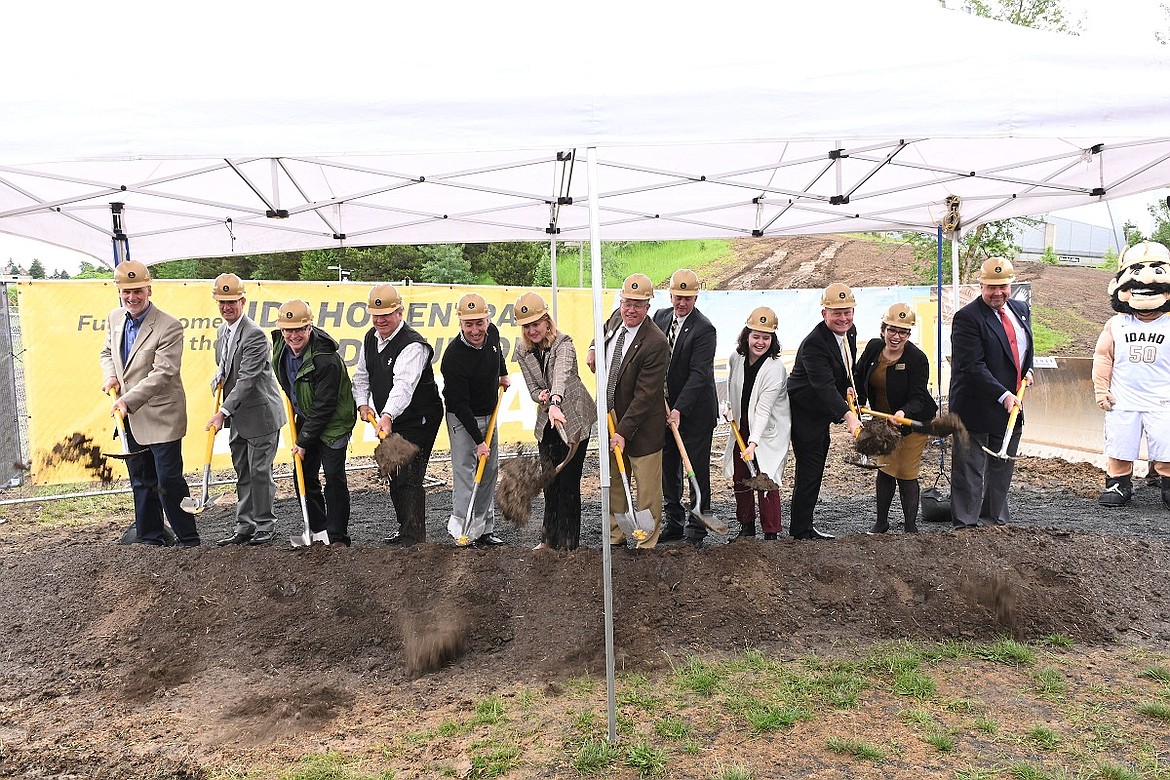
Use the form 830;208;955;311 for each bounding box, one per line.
667;318;679;353
606;327;627;410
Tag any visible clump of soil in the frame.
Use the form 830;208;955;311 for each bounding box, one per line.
373;433;420;478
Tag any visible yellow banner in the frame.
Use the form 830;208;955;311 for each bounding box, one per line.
21;280;616;485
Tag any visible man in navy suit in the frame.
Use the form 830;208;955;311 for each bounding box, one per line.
949;257;1034;528
786;283;864;540
653;269;719;547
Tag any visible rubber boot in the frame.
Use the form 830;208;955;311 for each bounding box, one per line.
735;520;756;540
1162;475;1170;511
1098;474;1133;508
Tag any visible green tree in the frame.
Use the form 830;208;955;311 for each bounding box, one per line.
1146;197;1170;246
947;0;1078;33
479;242;547;286
1123;220;1145;247
1040;246;1059;265
904;217;1037;283
1100;246;1119;271
252;252;302;280
299;249;338;281
28;260;46;279
74;261;113;279
4;260;18;275
150;258;198;278
418;244;473;284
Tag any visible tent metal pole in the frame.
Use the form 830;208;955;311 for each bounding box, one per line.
110;202;130;266
550;238;559;320
587;146;618;744
950;229;960;314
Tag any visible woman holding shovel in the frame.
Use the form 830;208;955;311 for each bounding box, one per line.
854;303;937;534
512;293;595;551
722;307;791;540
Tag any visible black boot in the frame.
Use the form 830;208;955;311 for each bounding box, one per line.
869;471;894;534
1099;475;1133;508
735;520;756;540
899;478;920;533
1162;475;1170;511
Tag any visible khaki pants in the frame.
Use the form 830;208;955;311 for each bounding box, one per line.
609;448;663;548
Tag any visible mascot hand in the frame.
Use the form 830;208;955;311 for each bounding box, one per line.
1096;392;1116;412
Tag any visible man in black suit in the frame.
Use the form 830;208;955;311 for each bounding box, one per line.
949;257;1034;528
653;269;719;547
786;283;863;540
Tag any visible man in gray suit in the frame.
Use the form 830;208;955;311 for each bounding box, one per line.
206;273;286;546
100;261;200;547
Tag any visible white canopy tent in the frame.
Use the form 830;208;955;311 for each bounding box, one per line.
2;0;1169;263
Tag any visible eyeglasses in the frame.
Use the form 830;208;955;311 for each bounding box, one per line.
619;300;649;310
885;327;911;337
282;325;311;334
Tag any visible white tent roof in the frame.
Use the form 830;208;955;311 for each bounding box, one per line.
3;0;1169;264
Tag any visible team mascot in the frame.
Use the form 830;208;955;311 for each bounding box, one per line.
1092;241;1170;509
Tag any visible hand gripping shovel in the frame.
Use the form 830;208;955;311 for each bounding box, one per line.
665;402;727;534
727;414;780;492
285;396;329;547
181;384;222;514
606;412;656;543
982;379;1028;461
448;388;504;547
105;388;147;460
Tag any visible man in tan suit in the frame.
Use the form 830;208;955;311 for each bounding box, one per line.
588;273;669;548
100;261;200;547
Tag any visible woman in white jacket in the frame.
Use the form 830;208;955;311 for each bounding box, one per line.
722;306;792;539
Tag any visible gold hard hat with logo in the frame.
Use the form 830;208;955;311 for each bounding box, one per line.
114;261;153;290
745;306;778;333
211;273;246;300
820;282;856;309
514;292;549;326
668;269;700;297
367;283;403;315
277;299;313;329
882;303;916;328
621;273;654;301
456;292;490;320
978;257;1015;284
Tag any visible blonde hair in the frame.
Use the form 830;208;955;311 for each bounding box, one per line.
518;313;559;351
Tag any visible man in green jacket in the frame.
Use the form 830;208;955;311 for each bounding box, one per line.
272;299;358;546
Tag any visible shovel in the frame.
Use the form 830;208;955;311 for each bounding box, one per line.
181;383;222;514
104;388;147;460
606;411;656;543
665;402;727;534
726;414;780;492
982;379;1028;461
859;406;968;440
448;387;504;547
285;395;329;547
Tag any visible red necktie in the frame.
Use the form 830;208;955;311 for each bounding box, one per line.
998;307;1021;386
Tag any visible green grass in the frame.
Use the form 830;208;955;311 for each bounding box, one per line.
1095;763;1143;780
1032;667;1068;698
923;729;957;752
1031;321;1071;355
1137;665;1170;684
893;668;936;699
625;740;667;778
973;638;1036;666
469;696;505;726
468;739;521;779
742;702;810;733
674;656;721;696
1026;726;1062;750
955;768;998;780
825;736;885;761
974;717;999;735
1041;633;1075;650
573;739;620;774
1135;702;1170;722
556;239;732;288
713;764;755;780
653;714;693;741
278;753;392;780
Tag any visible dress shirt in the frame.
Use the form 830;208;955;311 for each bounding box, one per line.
350;322;431;420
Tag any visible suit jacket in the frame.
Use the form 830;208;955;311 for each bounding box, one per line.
603;310;669;457
855;338;938;423
514;332;595;445
215;315;285;438
949;296;1034;434
786;321;858;422
722;351;791;485
99;303;187;445
652;306;718;427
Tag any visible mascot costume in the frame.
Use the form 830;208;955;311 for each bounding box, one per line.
1092;241;1170;509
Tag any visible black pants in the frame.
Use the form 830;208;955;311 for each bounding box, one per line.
124;423;200;546
661;416;716;540
788;408;831;538
389;420;441;544
540;423;588;551
294;432;350;546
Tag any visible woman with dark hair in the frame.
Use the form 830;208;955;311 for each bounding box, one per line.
855;303;938;534
513;292;594;550
721;306;791;539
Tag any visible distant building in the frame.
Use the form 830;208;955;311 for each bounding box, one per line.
1015;216;1122;266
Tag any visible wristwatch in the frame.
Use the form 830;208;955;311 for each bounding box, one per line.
549;395;562;407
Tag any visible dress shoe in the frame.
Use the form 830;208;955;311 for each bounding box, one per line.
658;525;686;543
794;528;835;540
866;523;889;535
951;522;979;530
384;533;411;546
216;533;251;546
175;539;202;549
476;532;506;546
248;530;276;546
763;532;778;540
686;537;704;549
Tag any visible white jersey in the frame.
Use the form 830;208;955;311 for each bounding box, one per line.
1109;313;1170;411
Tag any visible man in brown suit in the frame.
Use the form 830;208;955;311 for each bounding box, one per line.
100;261;200;547
588;273;669;548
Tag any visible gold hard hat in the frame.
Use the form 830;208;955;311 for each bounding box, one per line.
114;261;152;290
882;303;916;328
668;269;700;297
745;306;778;333
1119;241;1170;272
211;273;245;300
277;299;313;329
367;283;403;315
820;282;856;309
514;292;549;326
456;292;490;321
621;273;655;301
978;257;1015;284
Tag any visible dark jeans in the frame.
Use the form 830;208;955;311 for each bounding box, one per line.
388;420;440;544
124;424;199;546
662;417;715;541
294;432;350;546
951;425;1022;527
540;423;588;551
788;410;831;538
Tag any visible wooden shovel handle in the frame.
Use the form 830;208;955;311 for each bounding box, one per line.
283;395;307;498
606;411;628;476
665;401;696;475
474;387;505;484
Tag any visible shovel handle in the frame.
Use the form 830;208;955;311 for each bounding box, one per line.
362;410;388;440
665;401;696;476
606;412;629;476
284;395;307;499
1003;378;1027;434
203;384;222;464
859;406;917;429
473;387;506;484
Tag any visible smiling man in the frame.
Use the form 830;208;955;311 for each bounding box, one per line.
99;260;200;548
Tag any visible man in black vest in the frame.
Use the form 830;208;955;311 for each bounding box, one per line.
352;283;444;545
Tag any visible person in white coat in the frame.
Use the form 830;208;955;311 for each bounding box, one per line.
722;306;792;539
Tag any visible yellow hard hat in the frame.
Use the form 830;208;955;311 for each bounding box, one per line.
1118;241;1170;272
668;269;700;297
367;283;403;315
277;299;313;329
821;282;856;309
745;306;778;333
114;261;152;290
211;273;245;301
456;292;490;321
621;273;654;301
882;303;916;328
514;292;549;326
978;257;1015;284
